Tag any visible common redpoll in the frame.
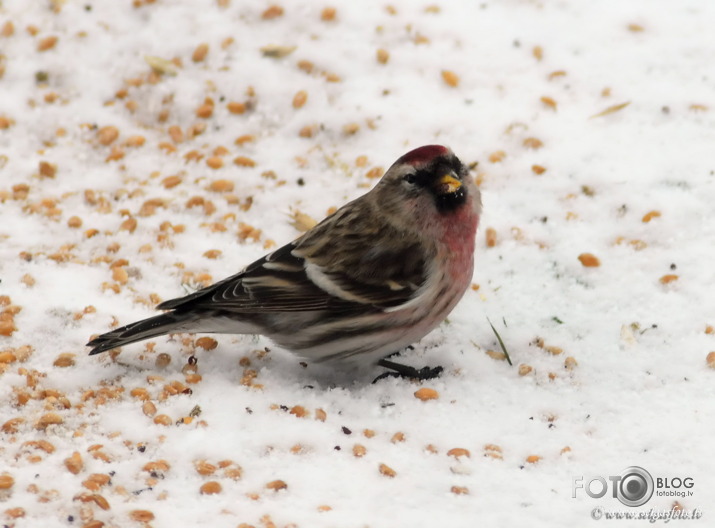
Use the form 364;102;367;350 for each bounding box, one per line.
87;145;481;379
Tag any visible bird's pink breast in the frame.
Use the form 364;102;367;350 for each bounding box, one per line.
438;195;479;281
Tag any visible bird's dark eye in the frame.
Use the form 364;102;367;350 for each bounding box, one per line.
403;174;417;184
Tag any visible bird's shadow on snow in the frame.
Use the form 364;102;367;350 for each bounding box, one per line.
247;344;454;391
84;336;457;397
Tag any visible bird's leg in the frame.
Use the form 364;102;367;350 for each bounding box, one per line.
373;358;444;383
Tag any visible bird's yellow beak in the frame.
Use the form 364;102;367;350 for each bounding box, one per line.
437;173;462;194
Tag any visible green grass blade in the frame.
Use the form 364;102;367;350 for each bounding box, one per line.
487;317;512;366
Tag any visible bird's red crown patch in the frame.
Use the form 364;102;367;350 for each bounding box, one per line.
398;145;449;166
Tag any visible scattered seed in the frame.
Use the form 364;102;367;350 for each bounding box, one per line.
342;123;360;135
324;72;341;82
145;55;178;76
441;70;459;87
1;21;14;37
378;463;396;478
185;373;202;384
112;267;128;284
365;167;384;179
447;448;471;458
0;474;15;489
488;151;506;163
289;405;308;418
0;351;17;364
590;101;631;119
297;59;314;73
234;156;256;167
707;352;715;369
262;5;284;19
129;510;155;522
523;137;543;149
289;210;318;232
227;102;247;115
298;125;317;138
206;157;223;169
124;135;145;147
540;96;557;110
153;414;172;426
260;44;296;58
192;43;209;62
292;90;308;109
196;103;214;119
4;507;25;519
485;349;506;361
161;175;182;189
53;353;76;367
142;460;170;474
37;35;58;52
658;274;678;285
1;418;24;434
209;179;234;193
192;459;217;477
484;444;502;455
155;353;171;368
141;402;157;417
578;253;600;267
38;161;57;178
119;217;137;235
130;388;150;400
82;473;111;490
265;479;288;491
224;466;242;480
196;337;218;350
414;388;439;401
36;412;63;429
642;210;661;223
391;432;406;443
97;126;119;146
321;7;336;21
485;227;497;248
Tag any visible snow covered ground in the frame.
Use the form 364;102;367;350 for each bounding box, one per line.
1;0;714;526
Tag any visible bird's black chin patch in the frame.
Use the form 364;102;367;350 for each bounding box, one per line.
434;187;466;212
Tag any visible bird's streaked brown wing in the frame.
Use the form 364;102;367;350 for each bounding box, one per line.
156;212;427;314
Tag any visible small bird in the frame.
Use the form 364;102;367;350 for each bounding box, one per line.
87;145;481;379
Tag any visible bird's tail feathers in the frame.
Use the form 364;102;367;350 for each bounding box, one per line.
86;312;198;356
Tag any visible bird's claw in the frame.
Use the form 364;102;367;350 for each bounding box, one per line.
372;359;443;383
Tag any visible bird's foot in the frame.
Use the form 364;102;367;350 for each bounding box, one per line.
372;358;443;384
